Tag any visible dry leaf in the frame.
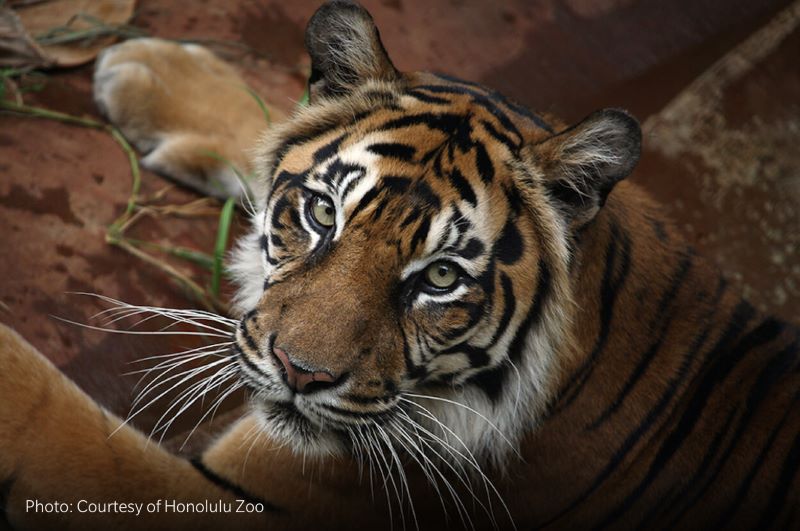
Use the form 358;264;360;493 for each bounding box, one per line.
0;6;51;68
6;0;136;68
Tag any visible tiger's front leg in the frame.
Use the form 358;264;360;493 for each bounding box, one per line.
0;324;275;530
0;325;393;530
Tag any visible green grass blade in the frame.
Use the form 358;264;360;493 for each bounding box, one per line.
298;86;309;107
122;238;215;270
211;197;236;297
242;85;271;124
200;149;255;201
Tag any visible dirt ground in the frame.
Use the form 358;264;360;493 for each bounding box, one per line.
1;0;798;450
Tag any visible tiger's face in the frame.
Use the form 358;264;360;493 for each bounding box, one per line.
234;85;548;447
231;1;640;461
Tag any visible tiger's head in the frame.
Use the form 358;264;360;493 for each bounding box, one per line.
231;1;640;466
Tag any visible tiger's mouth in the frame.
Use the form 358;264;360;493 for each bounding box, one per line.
242;379;404;452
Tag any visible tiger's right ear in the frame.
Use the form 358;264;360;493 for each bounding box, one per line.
305;1;399;101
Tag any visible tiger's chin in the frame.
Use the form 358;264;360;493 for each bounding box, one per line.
250;397;352;457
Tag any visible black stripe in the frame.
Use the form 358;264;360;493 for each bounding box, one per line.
431;148;446;179
587;251;693;429
495;218;523;265
636;409;738;528
447;167;478;207
620;277;729;526
366;142;416;161
467;363;508;402
270;110;376;177
460;238;484;260
646;215;669;242
405;88;451;105
713;391;798;529
417;81;527;140
757;424;800;529
403;336;427;380
509;260;551;365
554;223;632;412
428;75;555;133
451;344;490;367
272;132;330;178
430;73;555;133
370;197;390;222
593;303;766;529
381;176;412;194
380;112;464;134
190;458;279;511
446;207;472;250
345;393;398;405
238;321;258;353
479;118;520;152
272;170;303;193
504;183;524;216
270;195;293;230
312;134;345;164
400;209;420;229
260;233;269;255
430;72;487;90
410;217;431;253
488;273;516;348
409;180;441;210
317;403;394;421
586;312;677;431
453;273;516;394
665;333;797;527
466;262;548;402
323;159;364;188
655;249;694;315
341;172;364;201
474;142;495;183
545;300;757;529
348;187;381;222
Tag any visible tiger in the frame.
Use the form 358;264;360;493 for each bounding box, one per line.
1;1;798;530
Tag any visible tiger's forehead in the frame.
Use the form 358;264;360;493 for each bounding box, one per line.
267;75;551;270
275;125;509;271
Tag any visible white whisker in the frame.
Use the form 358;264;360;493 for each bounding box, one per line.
53;316;231;339
403;392;521;459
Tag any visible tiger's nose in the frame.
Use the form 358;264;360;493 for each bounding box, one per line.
271;346;340;394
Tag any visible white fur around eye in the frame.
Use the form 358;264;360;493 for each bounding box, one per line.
297;195;323;250
414;284;469;308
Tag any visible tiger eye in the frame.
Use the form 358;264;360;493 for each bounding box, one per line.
310;195;335;228
424;262;459;290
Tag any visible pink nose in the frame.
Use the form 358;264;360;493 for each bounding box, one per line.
271;346;337;393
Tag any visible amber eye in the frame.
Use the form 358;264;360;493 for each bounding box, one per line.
424;261;460;290
310;195;335;228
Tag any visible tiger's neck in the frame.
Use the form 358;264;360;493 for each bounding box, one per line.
509;180;741;525
553;180;722;420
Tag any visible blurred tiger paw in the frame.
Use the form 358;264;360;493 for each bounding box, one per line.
93;38;268;198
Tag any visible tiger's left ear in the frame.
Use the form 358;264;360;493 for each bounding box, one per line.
305;1;400;101
531;109;642;229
